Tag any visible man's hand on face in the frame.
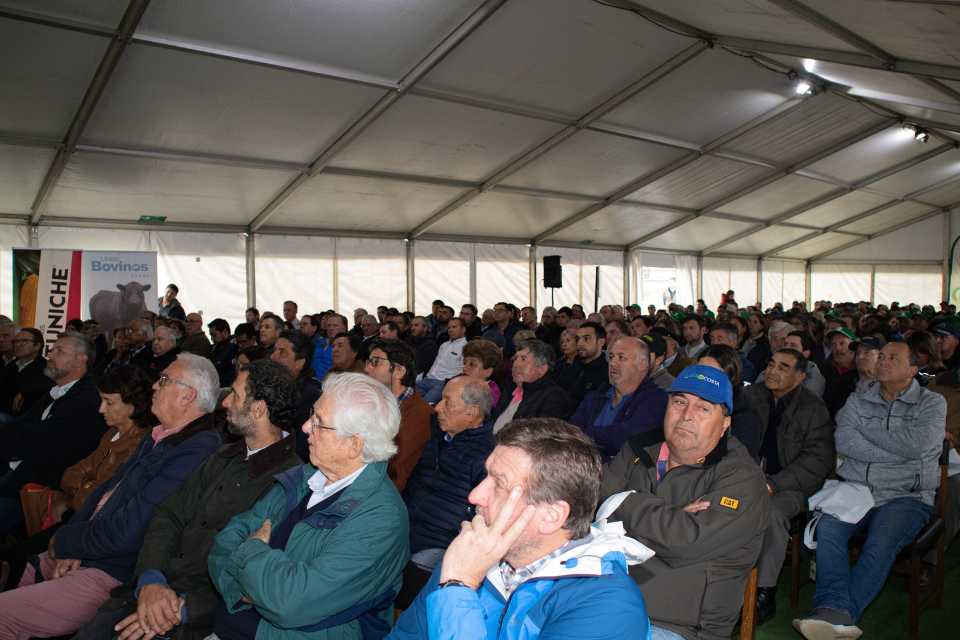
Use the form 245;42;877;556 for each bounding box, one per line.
439;487;536;589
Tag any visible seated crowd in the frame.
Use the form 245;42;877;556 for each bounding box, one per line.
0;284;956;640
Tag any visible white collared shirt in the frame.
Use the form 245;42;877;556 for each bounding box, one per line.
306;464;367;509
41;379;80;420
426;337;466;381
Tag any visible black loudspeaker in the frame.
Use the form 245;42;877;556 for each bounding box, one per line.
543;255;562;288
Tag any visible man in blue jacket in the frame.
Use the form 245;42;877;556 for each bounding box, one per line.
569;337;668;462
0;354;222;638
390;418;651;640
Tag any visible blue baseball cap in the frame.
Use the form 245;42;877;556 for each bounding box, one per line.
668;364;734;414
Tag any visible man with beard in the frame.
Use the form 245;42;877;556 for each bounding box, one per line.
0;332;106;535
77;360;301;640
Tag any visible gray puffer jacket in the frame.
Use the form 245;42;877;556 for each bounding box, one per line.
836;380;946;506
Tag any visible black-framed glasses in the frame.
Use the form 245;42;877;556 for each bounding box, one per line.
366;355;390;368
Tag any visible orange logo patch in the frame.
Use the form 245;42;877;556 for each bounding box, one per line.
719;496;740;510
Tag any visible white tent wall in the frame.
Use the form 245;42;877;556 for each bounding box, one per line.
152;231;247;330
336;237;407;315
414;240;471;316
628;251;696;309
534;246;624;313
760;259;806;308
824;216;945;262
535;246;583;310
810;263;873;303
254;234;335;318
702;257;758;309
476;243;529;312
0;223;29;318
874;265;943;306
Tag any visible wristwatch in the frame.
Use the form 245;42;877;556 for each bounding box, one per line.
438;579;477;590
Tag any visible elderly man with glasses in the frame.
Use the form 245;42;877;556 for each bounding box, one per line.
0;353;222;639
207;372;409;639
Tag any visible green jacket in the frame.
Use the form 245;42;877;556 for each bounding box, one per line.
129;435;301;638
208;461;409;640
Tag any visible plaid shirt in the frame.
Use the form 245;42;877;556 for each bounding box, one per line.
498;539;586;594
398;386;415;403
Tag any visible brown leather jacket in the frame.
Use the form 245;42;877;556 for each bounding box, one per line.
60;426;146;510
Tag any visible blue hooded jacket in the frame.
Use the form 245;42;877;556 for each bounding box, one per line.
389;528;651;640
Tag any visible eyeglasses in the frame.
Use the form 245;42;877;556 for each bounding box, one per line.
308;407;337;433
366;355;389;368
157;374;194;390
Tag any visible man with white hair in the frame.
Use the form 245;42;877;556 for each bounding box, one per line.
149;323;182;377
0;354;222;638
208;373;409;638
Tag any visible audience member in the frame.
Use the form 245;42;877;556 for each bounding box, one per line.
207;373;408;638
697;344;763;458
148;324;182;378
392;419;650;640
708;322;756;383
0;332;107;536
681;315;708;360
563;321;609;406
642;332;674;392
605;319;630;348
854;336;884;393
257;315;282;353
396;376;494;608
743;348;834;624
0;323;14;367
158;284;186;321
311;313;345;381
482;302;519;358
0;328;52;417
180;313;212;358
601;365;769;640
245;307;260;327
794;342;946;639
271;330;319;461
416;318;467;404
126;319;154;369
330;331;365;374
493;340;570;433
462;339;503;407
551;328;579;392
822;326;859;416
460;304;483;339
234;322;258;350
408;316;438;376
282;300;299;331
78;360;301;640
365;339;432;493
933;323;960;371
570;337;667;462
207;318;238;388
0;354;222;638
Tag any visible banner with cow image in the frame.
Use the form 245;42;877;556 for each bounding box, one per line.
12;249;158;350
83;251;158;340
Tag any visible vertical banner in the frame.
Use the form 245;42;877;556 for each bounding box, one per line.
950;235;960;307
83;251;158;339
35;250;82;350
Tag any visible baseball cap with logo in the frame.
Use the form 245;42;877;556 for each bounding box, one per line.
640;333;666;357
668;364;734;414
826;326;857;341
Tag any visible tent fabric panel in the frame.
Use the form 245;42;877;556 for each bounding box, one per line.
254;234;335;318
0;223;29;319
548;203;687;245
804;126;944;184
827;215;944;262
787;190;892;228
502;130;690;197
873;100;960;132
37;226;152;252
84;44;385;164
44;151;298;224
640;217;757;252
0;0;128;29
874;264;943;307
629;250;695;309
152;231;247;330
836;201;931;235
428;191;584;238
761;259;806;307
420;0;692;117
715;174;841;220
917;178;960;208
0;19;109;139
137;0;481;82
273;174;463;231
331;94;564;183
535;246;582;311
627;155;770;210
775;232;853;259
599;47;794;146
811;263;872;303
702;257;758;309
580;248;625;311
630;1;861;52
414;240;471;316
722;94;886;166
868;149;960;198
801;0;960;68
476;243;529;313
0;144;57;214
720;225;815;255
336;237;406;315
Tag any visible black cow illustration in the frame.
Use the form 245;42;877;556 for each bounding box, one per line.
89;281;152;338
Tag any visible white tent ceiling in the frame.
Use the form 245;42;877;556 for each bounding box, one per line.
1;0;958;260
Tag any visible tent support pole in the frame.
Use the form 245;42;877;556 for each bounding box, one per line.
805;261;813;309
406;239;415;313
245;233;256;310
943;212;951;303
529;245;537;311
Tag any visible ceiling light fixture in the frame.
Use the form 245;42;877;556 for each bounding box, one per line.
794;80;813;95
901;123;929;143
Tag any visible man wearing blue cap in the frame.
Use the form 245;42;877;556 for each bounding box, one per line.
601;364;769;640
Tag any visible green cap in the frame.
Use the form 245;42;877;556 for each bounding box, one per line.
827;326;857;341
